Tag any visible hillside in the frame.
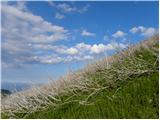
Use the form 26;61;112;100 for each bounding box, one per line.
1;35;159;119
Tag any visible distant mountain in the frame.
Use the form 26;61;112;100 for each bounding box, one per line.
1;89;12;98
1;82;32;92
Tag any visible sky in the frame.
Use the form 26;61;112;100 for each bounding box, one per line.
1;1;159;85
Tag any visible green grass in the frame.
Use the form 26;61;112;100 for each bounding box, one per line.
23;72;158;119
1;36;159;119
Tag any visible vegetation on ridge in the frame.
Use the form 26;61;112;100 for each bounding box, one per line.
1;35;159;119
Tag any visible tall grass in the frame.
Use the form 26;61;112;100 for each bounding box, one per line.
23;72;159;119
1;35;159;118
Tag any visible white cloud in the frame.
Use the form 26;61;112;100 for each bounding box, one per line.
130;26;158;37
66;48;79;55
32;54;94;64
1;2;69;68
37;42;126;64
130;26;145;34
112;30;126;38
55;12;65;19
89;43;124;54
138;26;146;32
53;42;125;55
2;3;69;43
29;42;127;65
81;30;96;37
35;55;63;64
111;42;127;50
15;1;28;11
83;55;94;60
76;42;91;50
130;27;139;33
57;3;76;13
63;55;94;62
141;27;157;37
90;44;107;54
49;2;90;14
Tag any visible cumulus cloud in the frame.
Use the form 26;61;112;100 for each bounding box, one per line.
15;1;28;11
29;41;127;64
33;42;126;55
138;26;146;32
130;26;158;37
81;30;96;37
130;26;145;34
1;2;69;68
63;55;94;63
32;54;94;64
26;41;127;64
141;27;157;37
76;42;126;54
76;43;91;50
90;44;108;54
112;30;126;38
55;12;65;19
130;27;139;33
90;43;127;54
110;42;127;50
33;55;63;64
2;3;69;43
66;48;79;55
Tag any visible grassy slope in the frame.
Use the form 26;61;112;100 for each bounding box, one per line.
25;73;159;119
2;36;159;119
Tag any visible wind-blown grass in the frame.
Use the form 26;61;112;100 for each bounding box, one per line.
1;35;159;119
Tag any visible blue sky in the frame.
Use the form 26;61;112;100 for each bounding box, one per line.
1;1;159;84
